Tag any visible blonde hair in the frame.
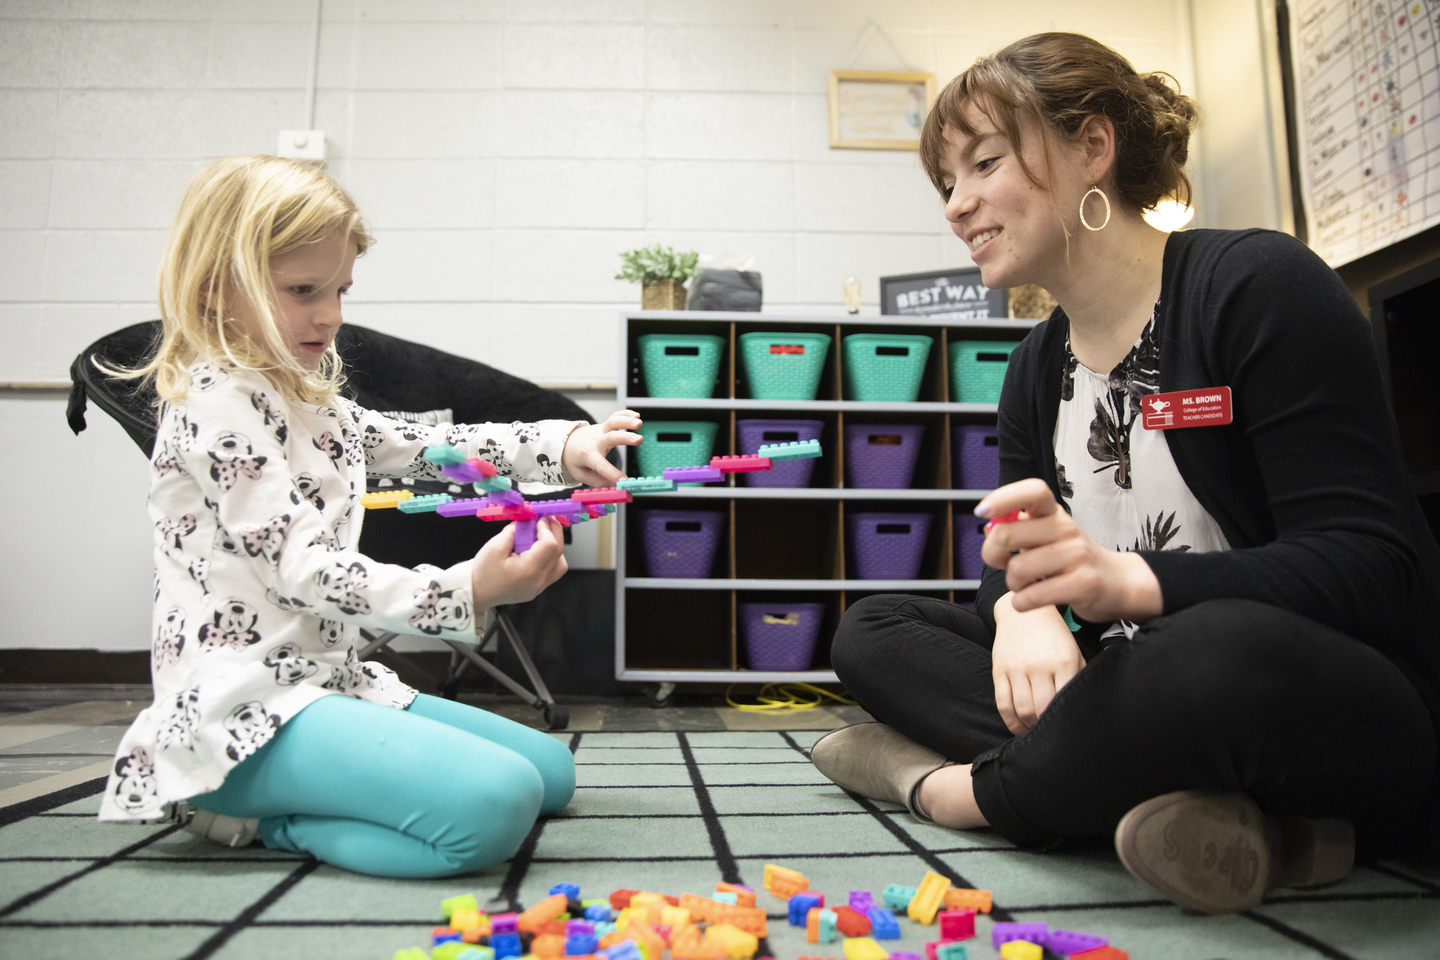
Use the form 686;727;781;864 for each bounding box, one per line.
920;33;1196;212
112;155;373;406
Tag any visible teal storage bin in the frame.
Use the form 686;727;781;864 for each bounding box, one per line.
633;421;719;481
738;331;832;400
638;334;725;398
948;340;1018;403
842;333;933;401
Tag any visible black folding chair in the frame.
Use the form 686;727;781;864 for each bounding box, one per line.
67;320;590;729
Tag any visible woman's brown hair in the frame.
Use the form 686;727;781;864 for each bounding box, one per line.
919;32;1196;212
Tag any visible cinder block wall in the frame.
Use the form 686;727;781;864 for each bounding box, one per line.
0;0;1194;653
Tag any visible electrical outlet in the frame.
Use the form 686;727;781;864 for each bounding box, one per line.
277;129;327;161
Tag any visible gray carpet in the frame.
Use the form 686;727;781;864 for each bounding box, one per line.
2;729;1438;959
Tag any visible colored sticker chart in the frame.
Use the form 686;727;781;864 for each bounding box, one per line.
1293;0;1440;266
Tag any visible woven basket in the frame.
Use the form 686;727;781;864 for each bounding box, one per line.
641;279;687;310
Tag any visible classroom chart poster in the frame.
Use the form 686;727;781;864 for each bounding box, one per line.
880;268;1009;319
1294;0;1440;266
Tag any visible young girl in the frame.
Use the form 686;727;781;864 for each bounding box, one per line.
811;33;1440;914
99;154;643;879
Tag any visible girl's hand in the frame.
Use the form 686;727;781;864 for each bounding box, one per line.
562;411;643;487
978;478;1163;624
470;518;569;610
991;594;1085;735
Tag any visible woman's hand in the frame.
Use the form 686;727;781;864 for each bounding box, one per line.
991;594;1085;734
978;478;1163;624
470;517;569;610
562;410;644;487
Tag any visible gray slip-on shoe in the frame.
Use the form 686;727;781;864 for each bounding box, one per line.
809;721;952;822
1115;790;1354;914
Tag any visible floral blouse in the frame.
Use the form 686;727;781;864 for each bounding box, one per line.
99;361;582;823
1053;311;1229;639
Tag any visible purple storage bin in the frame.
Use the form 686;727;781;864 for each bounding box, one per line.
737;419;824;488
739;602;825;671
845;423;925;488
849;512;931;579
954;424;1000;489
954;514;988;580
641;509;725;578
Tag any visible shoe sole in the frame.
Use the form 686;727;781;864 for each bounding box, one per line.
1115;790;1271;914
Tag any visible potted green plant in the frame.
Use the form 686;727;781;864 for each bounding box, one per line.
616;244;700;310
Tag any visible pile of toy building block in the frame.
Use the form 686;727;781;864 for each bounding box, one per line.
393;865;1126;960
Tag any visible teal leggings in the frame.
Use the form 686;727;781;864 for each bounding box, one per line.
194;694;575;878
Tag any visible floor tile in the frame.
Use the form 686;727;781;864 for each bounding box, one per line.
534;812;717;862
563;786;698;817
9;859;301;922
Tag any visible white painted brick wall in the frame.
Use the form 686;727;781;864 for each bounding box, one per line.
0;0;1199;651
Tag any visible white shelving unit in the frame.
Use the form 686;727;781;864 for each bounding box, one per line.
612;310;1037;687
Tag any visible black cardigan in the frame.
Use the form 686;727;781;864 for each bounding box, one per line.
977;228;1440;737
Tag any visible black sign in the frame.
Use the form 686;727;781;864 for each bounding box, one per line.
879;268;1007;320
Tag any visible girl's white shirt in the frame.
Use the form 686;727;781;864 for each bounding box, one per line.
99;361;582;823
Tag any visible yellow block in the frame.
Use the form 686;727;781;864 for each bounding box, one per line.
704;922;759;960
999;941;1042;960
843;937;890;960
906;871;952;924
660;906;692;928
762;864;808;895
360;489;414;509
630;892;667;924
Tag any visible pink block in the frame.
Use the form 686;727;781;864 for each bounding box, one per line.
938;910;975;942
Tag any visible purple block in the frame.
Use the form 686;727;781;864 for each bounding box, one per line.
437;497;487;517
1045;929;1108;956
566;920;596;936
488;488;524;506
737;419;824;488
532;498;582;517
512;518;537;553
491;913;519;935
890;953;924;960
991;922;1048;949
662;465;724;483
845;422;925;488
441;462;484;483
954;514;988;580
954;425;1000;490
848;891;875;913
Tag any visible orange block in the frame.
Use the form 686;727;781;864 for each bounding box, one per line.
1071;948;1127;960
832;906;869;938
519;894;569;933
610;889;639;910
712;904;767;938
532;934;565;958
716;883;757;908
763;865;809;898
679;893;720;925
599;932;627;950
942;889;992;915
536;920;567;936
628;917;667;959
671;923;703;957
807;908;821;944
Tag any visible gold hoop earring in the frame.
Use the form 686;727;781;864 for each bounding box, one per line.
1079;186;1111;231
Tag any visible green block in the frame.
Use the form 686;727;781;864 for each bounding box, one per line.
425;444;468;466
441;894;478;919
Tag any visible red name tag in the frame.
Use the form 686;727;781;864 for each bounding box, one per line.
1141;387;1233;430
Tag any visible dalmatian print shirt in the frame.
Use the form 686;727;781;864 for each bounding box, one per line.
100;362;583;823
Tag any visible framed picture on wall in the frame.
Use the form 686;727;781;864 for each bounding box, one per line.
828;69;936;151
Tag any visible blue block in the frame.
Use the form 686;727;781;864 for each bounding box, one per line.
490;932;522;959
583;904;613;922
866;908;900;940
550;882;582;899
788;892;822;926
565;934;599;956
433;931;464;946
601;941;642;960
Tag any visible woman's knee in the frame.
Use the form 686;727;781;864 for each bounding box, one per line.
443;749;547;872
529;734;576;814
831;594;909;678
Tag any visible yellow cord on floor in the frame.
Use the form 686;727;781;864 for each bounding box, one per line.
724;682;857;712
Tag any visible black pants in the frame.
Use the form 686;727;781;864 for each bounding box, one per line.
831;595;1437;856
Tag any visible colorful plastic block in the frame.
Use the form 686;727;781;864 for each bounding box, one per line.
601;940;643;960
433;926;463;945
1070;948;1127;960
817;909;838;944
704;922;759;960
618;475;678;493
832;906;870;938
716;883;756;908
848;892;875;914
360;489;414;509
789;893;822;926
660;906;691;929
609;890;639;910
1046;930;1108;956
434;945;472;960
424;444;469;465
937;909;975;942
758;438;822;460
940;889;991;915
456;949;494;960
519;893;569;933
763;865;810;897
474;473;514;494
436;497;488;517
398;492;453;513
887;953;923;960
566;934;600;955
933;945;968;960
842;937;889;960
999;942;1041;960
714;891;737;904
572;487;634;504
394;950;429;960
533;934;567;958
490;932;522;959
881;886;915;911
443;895;480;919
490;913;519;935
906;872;952;925
710;455;773;473
567;920;596;936
662;465;724;483
451;908;489;941
990;923;1047;949
865;909;899;940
